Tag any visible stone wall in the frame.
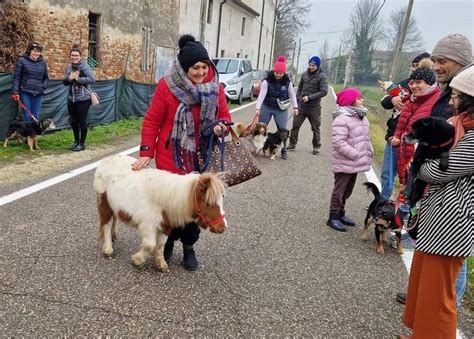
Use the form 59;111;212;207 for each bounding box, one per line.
25;0;179;83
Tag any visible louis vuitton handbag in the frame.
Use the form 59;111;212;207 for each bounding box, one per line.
201;121;261;187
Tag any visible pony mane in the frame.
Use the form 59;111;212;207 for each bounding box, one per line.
192;172;225;206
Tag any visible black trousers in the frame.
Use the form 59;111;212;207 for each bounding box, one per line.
167;222;200;246
68;100;91;144
289;105;322;148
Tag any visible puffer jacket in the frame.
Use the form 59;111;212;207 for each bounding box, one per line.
296;69;328;108
62;59;95;102
12;54;49;96
139;66;231;174
331;106;373;173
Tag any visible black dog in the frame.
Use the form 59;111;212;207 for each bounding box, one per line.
362;182;404;255
262;128;289;160
3;119;56;151
404;117;455;207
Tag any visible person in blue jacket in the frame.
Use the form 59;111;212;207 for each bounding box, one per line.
12;42;49;121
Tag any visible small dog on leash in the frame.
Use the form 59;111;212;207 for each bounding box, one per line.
251;122;268;154
362;182;404;255
3;118;56;151
262;128;289;160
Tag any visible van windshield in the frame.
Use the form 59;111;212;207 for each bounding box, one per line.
213;59;239;74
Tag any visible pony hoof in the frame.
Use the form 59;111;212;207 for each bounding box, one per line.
102;246;114;257
159;264;170;273
361;233;369;241
131;253;146;266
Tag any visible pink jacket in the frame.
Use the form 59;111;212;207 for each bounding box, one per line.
331;107;373;173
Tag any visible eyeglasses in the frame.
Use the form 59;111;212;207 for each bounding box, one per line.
31;43;43;49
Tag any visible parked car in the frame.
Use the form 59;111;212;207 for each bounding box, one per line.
251;69;267;97
213;58;253;104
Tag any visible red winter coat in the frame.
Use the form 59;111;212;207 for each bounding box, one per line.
139;67;231;174
394;86;441;184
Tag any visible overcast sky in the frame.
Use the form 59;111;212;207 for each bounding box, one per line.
297;0;473;70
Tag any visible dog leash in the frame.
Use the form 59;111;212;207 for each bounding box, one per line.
15;97;39;122
200;119;233;172
245;111;260;135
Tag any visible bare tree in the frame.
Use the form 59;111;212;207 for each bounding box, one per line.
385;6;424;53
273;0;310;62
348;0;386;84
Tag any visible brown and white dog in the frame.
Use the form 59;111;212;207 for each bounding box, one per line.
93;155;227;272
3;119;55;151
250;122;268;154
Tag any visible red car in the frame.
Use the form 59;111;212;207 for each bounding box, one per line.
251;70;267;98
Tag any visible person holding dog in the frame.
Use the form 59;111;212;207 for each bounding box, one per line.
11;42;49;121
379;52;430;200
255;55;298;159
399;66;474;339
63;45;96;152
287;56;328;155
131;34;231;271
327;88;373;232
390;60;440;196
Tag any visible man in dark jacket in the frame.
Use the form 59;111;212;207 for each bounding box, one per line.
12;42;49;121
430;33;472;119
287;56;328;155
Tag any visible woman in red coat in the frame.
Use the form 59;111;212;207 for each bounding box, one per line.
132;35;231;271
390;62;440;189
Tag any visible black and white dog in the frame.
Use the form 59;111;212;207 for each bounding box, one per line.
262;128;289;160
3;118;56;151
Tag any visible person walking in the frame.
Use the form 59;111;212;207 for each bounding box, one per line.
287;56;328;155
254;56;297;159
63;45;96;151
11;42;49;121
327;88;373;232
131;35;231;271
399;66;474;339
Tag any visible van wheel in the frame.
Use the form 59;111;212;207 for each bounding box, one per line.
237;90;243;105
249;87;254;101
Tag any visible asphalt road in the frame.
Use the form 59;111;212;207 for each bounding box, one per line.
1;91;472;337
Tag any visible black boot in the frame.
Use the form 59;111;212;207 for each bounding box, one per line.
69;141;79;150
183;246;198;271
164;241;174;262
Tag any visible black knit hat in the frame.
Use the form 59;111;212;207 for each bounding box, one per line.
178;34;210;72
412;52;430;64
409;66;436;85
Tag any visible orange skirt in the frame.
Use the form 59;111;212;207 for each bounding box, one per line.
403;250;465;339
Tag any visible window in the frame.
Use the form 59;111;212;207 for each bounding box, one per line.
237;52;241;58
228;9;232;30
207;0;213;24
88;12;100;68
241;17;246;36
141;26;153;71
220;49;225;57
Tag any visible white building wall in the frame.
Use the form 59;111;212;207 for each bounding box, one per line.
178;0;276;71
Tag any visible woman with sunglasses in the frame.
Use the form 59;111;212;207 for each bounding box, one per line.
12;42;49;121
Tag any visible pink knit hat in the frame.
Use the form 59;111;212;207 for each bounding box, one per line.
273;56;287;73
336;88;363;106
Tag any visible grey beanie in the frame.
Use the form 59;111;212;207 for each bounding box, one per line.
450;66;474;97
431;33;472;66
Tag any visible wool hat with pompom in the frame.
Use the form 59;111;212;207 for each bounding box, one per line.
409;58;436;85
336;87;363;106
178;34;210;72
450;66;474;97
273;56;287;73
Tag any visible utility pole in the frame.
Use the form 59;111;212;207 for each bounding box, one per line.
334;45;342;83
296;37;302;74
389;0;415;80
343;52;352;88
256;0;265;68
291;41;297;71
269;0;278;67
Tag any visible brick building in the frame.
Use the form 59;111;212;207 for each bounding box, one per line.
14;0;180;83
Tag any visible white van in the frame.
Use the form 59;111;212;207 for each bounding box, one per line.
212;58;253;104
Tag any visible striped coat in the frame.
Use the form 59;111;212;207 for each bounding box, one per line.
416;130;474;257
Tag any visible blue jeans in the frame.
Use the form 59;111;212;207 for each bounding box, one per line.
380;142;398;200
20;92;42;121
456;259;468;308
259;104;288;130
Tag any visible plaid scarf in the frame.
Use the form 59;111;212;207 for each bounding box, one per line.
165;56;219;172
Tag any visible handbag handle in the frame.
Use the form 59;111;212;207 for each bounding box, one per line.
200;120;234;172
